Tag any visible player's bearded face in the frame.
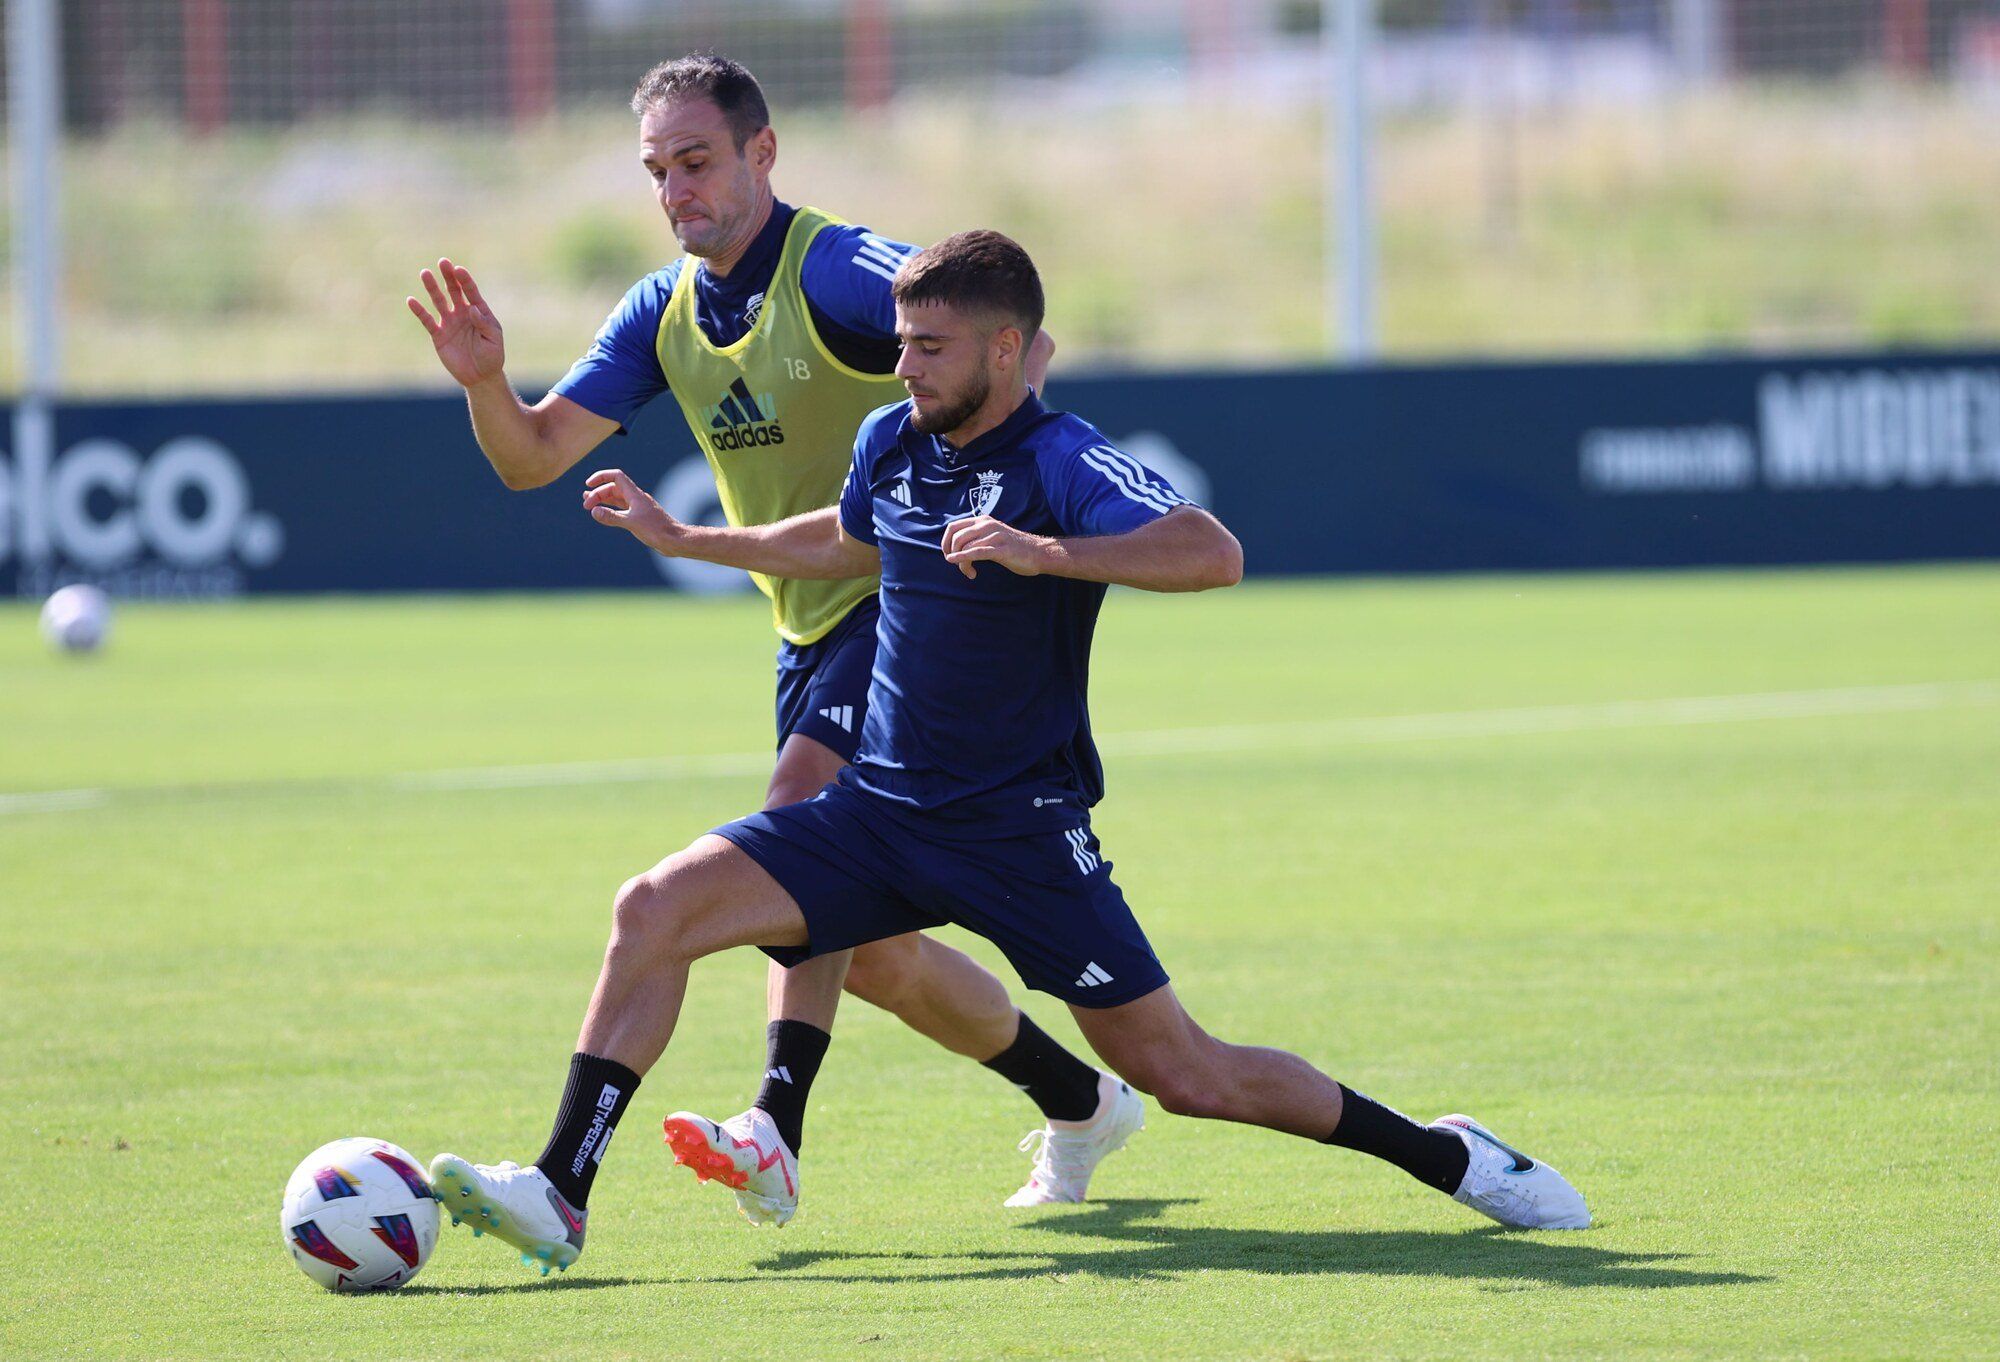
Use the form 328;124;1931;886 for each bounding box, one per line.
907;362;990;436
897;304;998;436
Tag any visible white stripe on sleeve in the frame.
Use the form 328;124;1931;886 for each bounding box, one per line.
856;236;915;275
858;235;914;266
1094;445;1188;505
852;254;902;284
1081;446;1181;515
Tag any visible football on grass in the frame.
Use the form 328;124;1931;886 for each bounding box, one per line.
280;1138;440;1292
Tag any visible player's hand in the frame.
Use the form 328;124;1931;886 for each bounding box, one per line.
940;516;1053;579
407;258;506;389
583;469;684;555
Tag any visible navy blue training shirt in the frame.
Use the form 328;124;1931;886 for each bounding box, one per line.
837;394;1195;834
551;201;916;429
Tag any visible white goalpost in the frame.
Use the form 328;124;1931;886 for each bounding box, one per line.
8;0;63;569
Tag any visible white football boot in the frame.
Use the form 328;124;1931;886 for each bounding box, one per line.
1005;1072;1146;1207
661;1108;799;1227
428;1154;586;1275
1431;1114;1591;1230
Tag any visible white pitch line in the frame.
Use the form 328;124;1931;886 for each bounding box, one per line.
389;751;774;793
0;787;108;815
2;680;1994;813
1096;680;2000;757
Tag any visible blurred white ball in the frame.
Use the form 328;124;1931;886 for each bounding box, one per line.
39;585;112;654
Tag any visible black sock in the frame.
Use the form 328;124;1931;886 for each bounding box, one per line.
1321;1084;1469;1194
982;1012;1103;1122
534;1052;640;1209
752;1020;830;1153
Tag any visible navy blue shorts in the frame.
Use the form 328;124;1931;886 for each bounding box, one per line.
713;779;1170;1009
774;596;880;762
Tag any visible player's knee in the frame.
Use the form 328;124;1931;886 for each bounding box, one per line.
609;857;707;961
609;872;667;952
841;936;923;1012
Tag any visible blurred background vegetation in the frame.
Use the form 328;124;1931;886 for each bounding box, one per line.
5;0;1998;393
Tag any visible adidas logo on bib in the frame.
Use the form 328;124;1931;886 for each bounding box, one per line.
702;377;786;451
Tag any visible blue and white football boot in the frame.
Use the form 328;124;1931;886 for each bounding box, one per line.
428;1154;586;1275
1431;1114;1591;1230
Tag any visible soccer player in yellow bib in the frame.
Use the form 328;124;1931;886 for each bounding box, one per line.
407;56;1135;1231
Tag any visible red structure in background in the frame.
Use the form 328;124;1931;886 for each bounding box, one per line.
1186;0;1236;85
846;0;892;115
182;0;229;134
507;0;558;125
1884;0;1931;75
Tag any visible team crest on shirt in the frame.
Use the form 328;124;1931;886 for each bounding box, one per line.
743;291;766;325
968;470;1004;517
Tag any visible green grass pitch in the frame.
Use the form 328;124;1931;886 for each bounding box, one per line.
3;566;1996;1360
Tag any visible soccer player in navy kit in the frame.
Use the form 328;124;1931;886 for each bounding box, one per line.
411;58;1133;1251
431;231;1589;1273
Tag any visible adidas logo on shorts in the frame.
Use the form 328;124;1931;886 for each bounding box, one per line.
1075;961;1114;989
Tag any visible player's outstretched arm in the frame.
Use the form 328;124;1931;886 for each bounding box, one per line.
942;505;1242;593
583;470;879;580
407;258;618;491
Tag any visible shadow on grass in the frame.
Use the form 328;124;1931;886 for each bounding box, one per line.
724;1199;1770;1291
404;1199;1769;1295
400;1274;660;1296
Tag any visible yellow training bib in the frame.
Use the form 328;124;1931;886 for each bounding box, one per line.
655;206;901;645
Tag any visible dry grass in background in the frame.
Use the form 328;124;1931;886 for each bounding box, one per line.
10;86;1998;395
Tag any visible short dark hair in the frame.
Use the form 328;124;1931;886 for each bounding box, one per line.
892;230;1045;337
630;54;770;151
